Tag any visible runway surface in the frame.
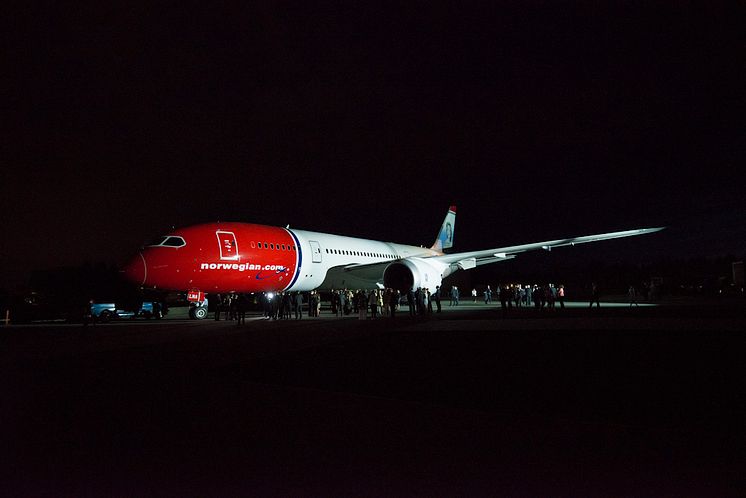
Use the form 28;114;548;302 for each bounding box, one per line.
2;300;745;496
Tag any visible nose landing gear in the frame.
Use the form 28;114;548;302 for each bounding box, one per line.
189;304;208;320
187;290;209;320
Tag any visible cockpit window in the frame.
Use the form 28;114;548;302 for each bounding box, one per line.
146;236;169;247
146;236;186;248
162;236;186;247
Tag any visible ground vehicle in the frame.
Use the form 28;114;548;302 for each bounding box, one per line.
90;301;164;322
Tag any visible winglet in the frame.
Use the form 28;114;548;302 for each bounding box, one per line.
431;205;457;252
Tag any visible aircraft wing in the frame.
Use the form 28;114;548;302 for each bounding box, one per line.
428;227;665;268
328;227;664;283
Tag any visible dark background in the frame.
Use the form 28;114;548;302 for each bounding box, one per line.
2;1;744;289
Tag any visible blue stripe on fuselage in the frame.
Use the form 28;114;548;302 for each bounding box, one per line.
284;228;302;290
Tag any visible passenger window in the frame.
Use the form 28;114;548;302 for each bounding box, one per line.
251;241;256;249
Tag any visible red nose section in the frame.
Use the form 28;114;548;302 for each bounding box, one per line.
122;252;147;286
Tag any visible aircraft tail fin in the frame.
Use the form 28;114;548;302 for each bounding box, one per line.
431;205;457;252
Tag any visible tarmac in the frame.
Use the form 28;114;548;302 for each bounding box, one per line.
2;299;745;496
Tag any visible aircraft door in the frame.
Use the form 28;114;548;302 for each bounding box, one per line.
309;240;322;263
216;231;239;260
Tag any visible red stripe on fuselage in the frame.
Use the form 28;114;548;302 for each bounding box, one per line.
140;223;299;293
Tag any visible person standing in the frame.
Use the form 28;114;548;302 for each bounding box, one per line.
330;289;338;316
339;290;346;316
264;293;271;319
589;282;601;308
407;288;416;316
471;288;477;303
228;294;237;320
84;299;94;327
558;285;565;309
433;285;442;313
359;290;368;320
531;286;539;309
236;293;247;325
500;285;509;317
310;291;318;317
214;294;223;321
369;289;378;319
294;292;303;319
272;292;282;320
628;285;639;307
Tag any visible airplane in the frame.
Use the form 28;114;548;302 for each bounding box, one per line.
122;206;663;319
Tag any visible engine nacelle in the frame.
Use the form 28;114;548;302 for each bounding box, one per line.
383;258;444;292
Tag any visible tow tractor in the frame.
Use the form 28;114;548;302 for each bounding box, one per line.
187;290;209;319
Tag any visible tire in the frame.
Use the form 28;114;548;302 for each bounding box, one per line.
193;306;208;320
98;310;111;323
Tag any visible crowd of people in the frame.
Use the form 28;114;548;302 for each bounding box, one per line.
209;286;447;322
327;286;449;319
208;280;658;322
486;283;567;316
208;284;569;323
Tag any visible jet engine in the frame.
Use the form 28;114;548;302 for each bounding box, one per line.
383;258;444;292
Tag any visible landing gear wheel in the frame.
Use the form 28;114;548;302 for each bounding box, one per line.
190;306;208;320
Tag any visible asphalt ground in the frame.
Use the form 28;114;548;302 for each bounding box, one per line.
2;300;745;497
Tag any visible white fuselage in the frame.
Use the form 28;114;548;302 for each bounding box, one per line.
288;229;442;291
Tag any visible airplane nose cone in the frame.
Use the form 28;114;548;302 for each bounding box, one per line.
122;252;147;286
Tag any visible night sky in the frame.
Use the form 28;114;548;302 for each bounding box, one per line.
2;2;744;287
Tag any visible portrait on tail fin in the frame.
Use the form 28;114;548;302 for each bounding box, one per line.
431;205;457;253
